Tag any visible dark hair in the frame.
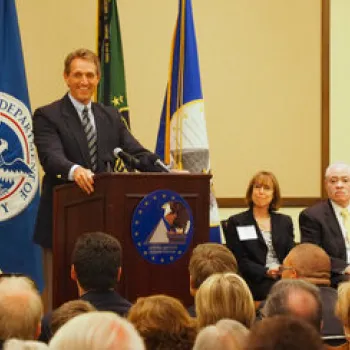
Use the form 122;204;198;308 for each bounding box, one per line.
71;232;122;291
247;315;323;350
245;171;281;211
262;279;322;331
188;243;238;289
64;48;100;76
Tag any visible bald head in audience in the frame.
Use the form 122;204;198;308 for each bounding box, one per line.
281;243;331;285
262;279;322;331
0;275;43;342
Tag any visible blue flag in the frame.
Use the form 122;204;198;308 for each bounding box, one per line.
155;0;221;242
0;0;44;290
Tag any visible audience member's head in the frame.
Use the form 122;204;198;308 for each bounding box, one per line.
247;315;324;350
188;243;238;296
262;279;322;331
325;162;350;208
128;294;196;350
0;276;43;341
195;273;255;329
335;281;350;336
49;311;144;350
3;339;48;350
193;319;249;350
51;299;96;335
281;243;331;286
71;231;122;294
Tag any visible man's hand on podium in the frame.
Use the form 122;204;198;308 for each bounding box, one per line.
73;166;95;195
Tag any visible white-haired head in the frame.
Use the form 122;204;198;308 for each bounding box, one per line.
49;311;145;350
193;319;249;350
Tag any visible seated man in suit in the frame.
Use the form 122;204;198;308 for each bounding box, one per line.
39;231;131;343
299;162;350;284
280;243;346;346
188;243;238;317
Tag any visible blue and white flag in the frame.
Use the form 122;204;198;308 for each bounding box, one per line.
155;0;221;242
0;0;44;290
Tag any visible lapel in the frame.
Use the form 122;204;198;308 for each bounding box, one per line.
61;94;91;168
325;200;345;241
246;209;268;250
91;103;105;170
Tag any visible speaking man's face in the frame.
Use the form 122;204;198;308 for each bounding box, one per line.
64;58;100;105
325;166;350;208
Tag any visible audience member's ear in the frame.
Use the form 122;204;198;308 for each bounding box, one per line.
35;322;41;339
70;265;77;282
189;275;197;297
117;267;122;282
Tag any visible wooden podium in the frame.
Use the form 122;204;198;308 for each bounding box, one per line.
52;172;210;308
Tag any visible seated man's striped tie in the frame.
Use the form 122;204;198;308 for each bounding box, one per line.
82;106;97;171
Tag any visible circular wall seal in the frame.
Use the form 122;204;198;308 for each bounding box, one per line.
131;189;194;265
0;92;39;221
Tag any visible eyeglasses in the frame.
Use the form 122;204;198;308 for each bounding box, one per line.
278;266;295;274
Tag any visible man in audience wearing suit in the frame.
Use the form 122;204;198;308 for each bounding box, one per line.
33;48;163;308
280;243;346;346
188;243;238;316
39;231;131;343
299;162;350;285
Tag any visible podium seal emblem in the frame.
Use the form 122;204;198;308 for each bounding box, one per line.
131;189;194;264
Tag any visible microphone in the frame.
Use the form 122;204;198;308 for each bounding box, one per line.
113;148;140;169
154;158;171;173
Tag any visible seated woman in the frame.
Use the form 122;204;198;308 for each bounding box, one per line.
224;171;295;301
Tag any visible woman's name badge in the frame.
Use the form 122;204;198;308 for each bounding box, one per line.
237;225;258;241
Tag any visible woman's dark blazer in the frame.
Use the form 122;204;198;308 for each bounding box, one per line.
224;209;295;299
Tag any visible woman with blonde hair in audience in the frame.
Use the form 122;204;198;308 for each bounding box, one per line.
224;170;295;301
335;281;350;341
195;273;255;329
128;294;197;350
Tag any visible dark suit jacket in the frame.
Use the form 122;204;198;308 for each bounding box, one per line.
299;200;348;274
39;290;131;343
33;94;157;248
224;209;294;300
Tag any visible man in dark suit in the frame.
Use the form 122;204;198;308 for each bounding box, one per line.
299;162;350;281
39;231;131;343
33;49;162;308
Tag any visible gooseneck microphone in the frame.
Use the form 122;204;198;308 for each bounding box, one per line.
154;158;171;173
113;148;141;169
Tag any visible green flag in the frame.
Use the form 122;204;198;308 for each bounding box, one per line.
98;0;130;127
